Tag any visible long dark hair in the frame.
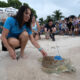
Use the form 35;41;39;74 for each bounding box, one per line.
13;6;33;29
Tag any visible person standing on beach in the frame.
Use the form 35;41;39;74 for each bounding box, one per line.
1;6;47;59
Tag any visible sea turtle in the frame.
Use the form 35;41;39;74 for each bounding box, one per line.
41;56;76;73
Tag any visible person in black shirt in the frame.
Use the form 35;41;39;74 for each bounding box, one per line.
67;18;74;35
44;19;56;41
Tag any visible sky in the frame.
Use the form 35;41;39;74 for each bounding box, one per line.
1;0;80;19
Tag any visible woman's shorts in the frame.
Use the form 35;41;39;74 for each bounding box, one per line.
2;37;21;51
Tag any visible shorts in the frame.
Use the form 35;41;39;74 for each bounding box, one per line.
2;37;21;51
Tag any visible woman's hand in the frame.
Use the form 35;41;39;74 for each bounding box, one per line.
8;48;16;59
40;49;47;57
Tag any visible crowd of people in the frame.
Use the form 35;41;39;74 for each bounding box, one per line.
0;14;80;41
40;17;80;37
0;16;80;41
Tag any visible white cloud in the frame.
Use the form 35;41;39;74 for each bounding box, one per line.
0;0;7;2
0;0;80;19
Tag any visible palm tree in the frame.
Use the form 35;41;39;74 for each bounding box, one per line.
78;14;80;17
45;15;53;24
31;8;37;18
39;17;44;25
52;10;64;21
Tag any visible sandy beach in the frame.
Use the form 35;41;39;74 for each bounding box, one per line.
0;35;80;80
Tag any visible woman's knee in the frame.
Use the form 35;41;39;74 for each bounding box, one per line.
8;38;20;47
19;31;28;41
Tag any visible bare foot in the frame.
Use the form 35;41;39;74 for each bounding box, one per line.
20;54;27;59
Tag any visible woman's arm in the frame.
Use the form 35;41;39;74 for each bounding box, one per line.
1;28;16;59
29;34;47;57
2;28;11;50
36;21;41;32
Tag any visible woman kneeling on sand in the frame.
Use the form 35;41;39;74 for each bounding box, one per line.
1;6;47;59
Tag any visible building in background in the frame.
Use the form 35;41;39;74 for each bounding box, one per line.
0;7;18;33
0;7;18;21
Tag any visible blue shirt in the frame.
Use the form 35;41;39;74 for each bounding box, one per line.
3;17;32;38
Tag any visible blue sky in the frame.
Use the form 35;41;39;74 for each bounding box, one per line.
1;0;80;19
